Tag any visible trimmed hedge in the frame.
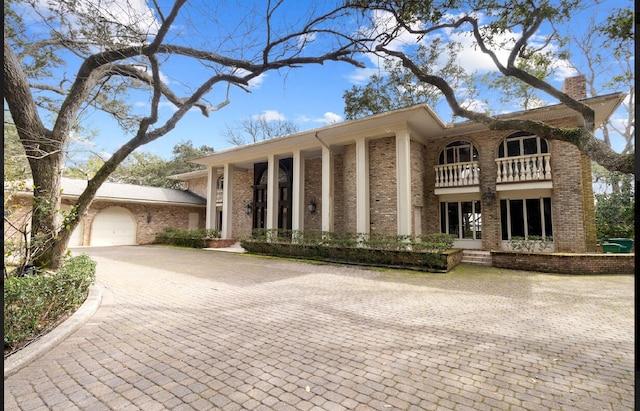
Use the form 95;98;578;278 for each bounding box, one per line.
4;254;96;353
241;230;458;272
154;228;221;248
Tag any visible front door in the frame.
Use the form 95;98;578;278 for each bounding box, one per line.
253;159;293;231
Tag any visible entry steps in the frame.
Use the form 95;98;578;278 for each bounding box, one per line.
461;250;492;266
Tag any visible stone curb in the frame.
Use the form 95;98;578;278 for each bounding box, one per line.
3;283;104;380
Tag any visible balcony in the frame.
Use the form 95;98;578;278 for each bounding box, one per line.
435;161;480;188
216;189;223;203
496;154;551;184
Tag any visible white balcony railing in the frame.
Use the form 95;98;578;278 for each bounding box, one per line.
216;189;223;203
496;154;551;183
434;161;480;188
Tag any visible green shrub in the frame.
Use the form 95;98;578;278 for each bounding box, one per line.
155;228;221;248
241;230;456;272
4;254;96;353
507;236;553;252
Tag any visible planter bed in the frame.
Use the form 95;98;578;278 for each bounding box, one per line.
240;241;463;273
492;250;635;275
205;239;237;248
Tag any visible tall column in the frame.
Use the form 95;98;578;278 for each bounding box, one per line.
321;145;334;233
292;150;305;234
266;154;279;231
356;138;370;237
221;164;234;238
205;166;217;230
396;130;412;236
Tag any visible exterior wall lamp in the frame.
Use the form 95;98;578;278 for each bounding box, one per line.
484;187;495;206
245;203;253;215
146;212;152;223
308;197;317;213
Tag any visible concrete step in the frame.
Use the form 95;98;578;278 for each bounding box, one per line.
461;250;493;266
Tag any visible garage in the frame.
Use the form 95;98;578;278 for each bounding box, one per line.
90;206;136;246
68;220;84;246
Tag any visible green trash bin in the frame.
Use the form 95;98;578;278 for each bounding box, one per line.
601;243;623;253
606;238;634;253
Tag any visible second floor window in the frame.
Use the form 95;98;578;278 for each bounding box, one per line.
439;140;478;164
498;132;548;158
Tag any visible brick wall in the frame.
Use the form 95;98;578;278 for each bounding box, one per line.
410;140;426;235
304;157;322;231
183;175;209;198
231;168;253;238
562;75;587;100
333;153;345;233
80;200;205;245
550;139;588;252
369;137;397;235
4;196;206;247
341;144;357;233
492;251;634;274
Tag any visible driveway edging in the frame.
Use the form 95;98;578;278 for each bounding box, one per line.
4;282;104;380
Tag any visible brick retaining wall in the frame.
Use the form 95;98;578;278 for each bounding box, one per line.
492;251;634;274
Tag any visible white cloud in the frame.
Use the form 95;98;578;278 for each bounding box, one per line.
252;110;286;122
315;112;342;124
297;32;317;50
232;69;267;89
32;0;160;44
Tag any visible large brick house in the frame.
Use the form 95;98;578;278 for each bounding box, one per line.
178;77;624;253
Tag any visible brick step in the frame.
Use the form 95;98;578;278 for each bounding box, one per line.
461;250;492;266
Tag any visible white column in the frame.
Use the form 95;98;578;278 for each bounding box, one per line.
266;154;279;231
205;167;217;230
321;145;334;233
396;130;412;236
221;164;234;239
356;138;370;237
292;150;305;234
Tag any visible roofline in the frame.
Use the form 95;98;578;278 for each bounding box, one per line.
8;190;206;207
190;103;447;166
189;92;626;168
168;169;209;180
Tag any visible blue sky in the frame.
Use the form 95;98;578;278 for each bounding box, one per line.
15;0;632;160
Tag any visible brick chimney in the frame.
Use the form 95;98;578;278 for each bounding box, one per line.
562;74;587;100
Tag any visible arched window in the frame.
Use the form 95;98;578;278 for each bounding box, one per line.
439;140;478;164
498;132;548;158
216;176;224;190
435;140;479;188
496;132;551;183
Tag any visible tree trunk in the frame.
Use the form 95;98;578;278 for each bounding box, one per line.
29;150;64;270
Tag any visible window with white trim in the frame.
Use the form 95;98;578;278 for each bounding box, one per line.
498;132;548;158
440;200;482;240
500;197;553;240
439;140;478;164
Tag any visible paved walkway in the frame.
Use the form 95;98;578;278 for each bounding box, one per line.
4;246;635;410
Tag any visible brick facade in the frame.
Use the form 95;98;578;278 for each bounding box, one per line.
304;157;323;231
190;81;619;257
369;137;397;235
492;251;634;274
183;175;208;198
5;196;206;247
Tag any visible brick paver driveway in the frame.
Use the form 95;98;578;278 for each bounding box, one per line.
4;246;634;410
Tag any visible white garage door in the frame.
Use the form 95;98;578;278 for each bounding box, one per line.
90;207;136;246
61;205;84;246
68;220;84;247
